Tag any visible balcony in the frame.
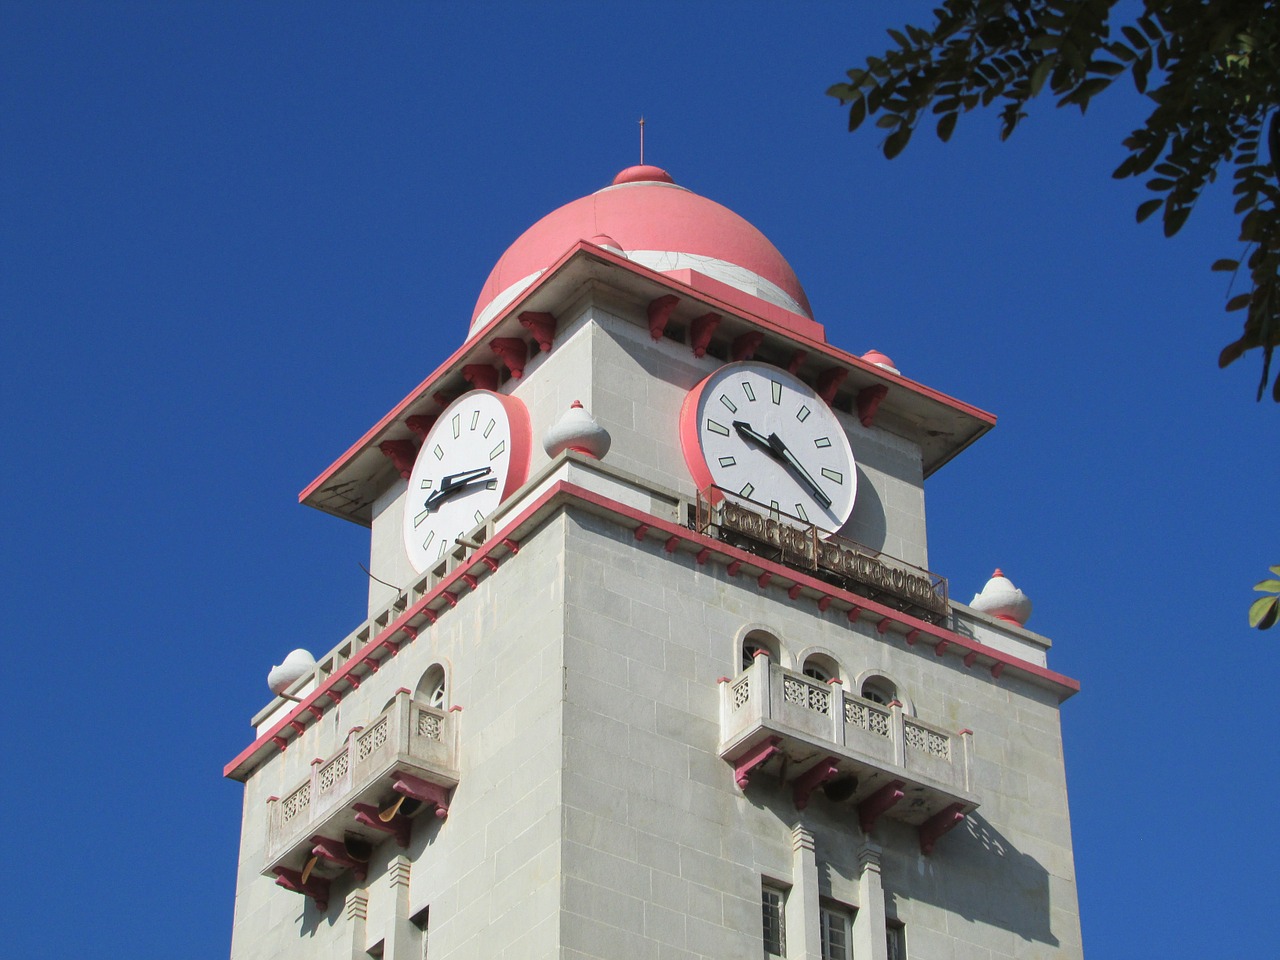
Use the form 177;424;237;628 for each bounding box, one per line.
719;656;978;854
263;689;459;909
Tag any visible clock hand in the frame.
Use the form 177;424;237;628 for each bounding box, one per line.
766;432;832;509
424;466;492;510
733;421;782;459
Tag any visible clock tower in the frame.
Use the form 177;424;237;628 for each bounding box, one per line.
227;164;1083;960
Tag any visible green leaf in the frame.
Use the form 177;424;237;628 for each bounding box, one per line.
847;96;868;132
1249;595;1279;629
1163;205;1190;237
937;112;958;142
883;125;913;160
1212;259;1240;272
1030;56;1056;96
1136;198;1162;222
1253;579;1280;593
1270;565;1280;577
1227;292;1253;312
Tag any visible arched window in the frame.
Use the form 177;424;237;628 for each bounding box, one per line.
741;631;779;671
860;675;897;706
802;653;840;685
416;664;447;710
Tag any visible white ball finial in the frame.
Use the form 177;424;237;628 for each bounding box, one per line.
543;400;611;460
969;569;1032;626
268;648;316;695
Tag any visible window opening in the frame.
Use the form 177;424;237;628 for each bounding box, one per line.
861;676;896;705
416;666;447;710
820;905;853;960
886;921;906;960
762;885;786;957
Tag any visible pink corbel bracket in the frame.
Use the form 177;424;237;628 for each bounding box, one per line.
633;524;649;541
695;547;711;565
440;591;457;608
289;720;306;736
419;607;438;624
817;596;832;612
273;866;330;912
271;735;289;752
462;363;499;391
352;802;411;848
787;350;807;374
664;535;680;553
392;770;453;819
501;537;520;554
934;640;950;657
858;779;905;834
919;803;966;855
379;439;418;480
876;617;895;635
857;384;889;428
689;312;721;357
963;651;978;668
518;311;557;352
732;736;782;790
787;584;803;600
846;606;862;623
791;756;841;810
396;626;416;643
905;629;920;645
757;571;773;588
323;690;342;705
405;414;438;439
727;560;742;576
309;835;369;882
490;337;528;378
991;662;1006;680
647;294;680;339
306;705;323;720
481;556;499;573
732;331;764;361
432;390;457;409
461;573;479;590
817;367;848;405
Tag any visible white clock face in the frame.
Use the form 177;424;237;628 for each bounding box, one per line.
402;390;530;573
681;361;857;533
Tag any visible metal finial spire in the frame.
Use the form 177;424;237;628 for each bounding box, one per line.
638;116;645;164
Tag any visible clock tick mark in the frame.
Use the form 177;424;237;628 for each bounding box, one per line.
706;419;730;437
771;381;781;404
433;444;444;460
483;419;496;438
719;395;738;414
739;482;755;498
451;414;461;439
814;437;832;448
470;410;480;431
742;382;756;402
820;468;844;485
718;456;737;467
794;503;809;522
796;405;811;422
489;440;506;460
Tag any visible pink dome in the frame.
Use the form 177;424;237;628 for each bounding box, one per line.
469;166;812;337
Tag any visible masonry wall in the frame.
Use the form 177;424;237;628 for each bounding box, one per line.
365;299;932;616
231;513;570;959
559;507;1081;960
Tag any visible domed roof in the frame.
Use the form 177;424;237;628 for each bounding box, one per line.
469;165;812;339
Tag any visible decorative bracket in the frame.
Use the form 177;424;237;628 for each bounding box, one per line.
518;311;557;352
858;779;905;834
432;390;457;408
732;331;764;361
816;367;848;405
273;866;330;911
392;770;453;819
379;439;418;480
689;312;721;357
732;736;782;789
791;756;841;810
405;414;438;438
352;802;411;848
857;384;889;428
919;803;966;855
309;835;369;882
647;294;680;339
787;350;807;374
490;337;528;378
462;363;499;391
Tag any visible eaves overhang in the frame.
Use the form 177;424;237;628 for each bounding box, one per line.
299;241;996;526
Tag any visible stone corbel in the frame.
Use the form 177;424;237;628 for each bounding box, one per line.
274;866;330;912
490;337;528;378
405;414;437;438
352;802;411;848
462;363;499;391
379;439;418;480
858;779;905;833
689;312;721;357
647;294;680;339
732;331;764;361
857;384;889;427
817;367;848;405
391;770;453;819
732;735;782;789
309;834;370;882
518;311;556;352
919;803;966;855
791;756;841;810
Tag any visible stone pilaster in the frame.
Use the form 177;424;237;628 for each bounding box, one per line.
852;841;888;960
787;825;821;960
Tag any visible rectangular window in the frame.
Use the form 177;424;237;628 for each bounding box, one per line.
762;885;786;957
819;905;853;960
886;921;906;960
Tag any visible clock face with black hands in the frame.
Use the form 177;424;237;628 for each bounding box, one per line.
402;390;531;573
680;361;857;535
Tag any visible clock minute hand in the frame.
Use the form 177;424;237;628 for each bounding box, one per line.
733;420;780;459
424;466;492;510
767;432;832;509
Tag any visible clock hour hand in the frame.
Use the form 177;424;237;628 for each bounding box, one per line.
766;432;832;509
423;466;492;510
733;420;780;458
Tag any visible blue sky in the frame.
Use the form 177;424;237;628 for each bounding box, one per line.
3;2;1276;956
